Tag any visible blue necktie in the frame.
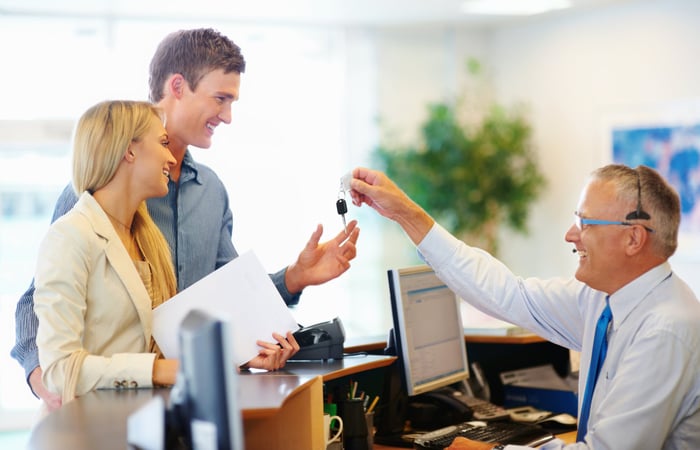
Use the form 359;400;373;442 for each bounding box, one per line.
577;297;612;442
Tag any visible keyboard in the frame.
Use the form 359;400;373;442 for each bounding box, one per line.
413;421;555;449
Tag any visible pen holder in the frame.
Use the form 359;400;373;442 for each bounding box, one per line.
365;411;375;449
338;398;369;450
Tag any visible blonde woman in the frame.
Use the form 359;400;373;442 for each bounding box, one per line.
34;100;178;405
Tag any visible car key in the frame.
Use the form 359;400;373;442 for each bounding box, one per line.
336;197;348;234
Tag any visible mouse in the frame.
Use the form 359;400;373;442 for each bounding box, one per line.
465;421;488;427
538;413;577;427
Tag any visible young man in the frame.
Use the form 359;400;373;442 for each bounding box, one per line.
13;28;360;411
349;164;700;449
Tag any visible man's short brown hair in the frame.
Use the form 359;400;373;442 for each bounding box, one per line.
148;28;246;103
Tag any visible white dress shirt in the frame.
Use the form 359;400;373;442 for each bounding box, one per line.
418;223;700;449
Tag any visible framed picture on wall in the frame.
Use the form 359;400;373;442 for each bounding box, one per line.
600;98;700;268
612;125;700;233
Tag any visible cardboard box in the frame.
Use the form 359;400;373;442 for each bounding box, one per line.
500;365;578;417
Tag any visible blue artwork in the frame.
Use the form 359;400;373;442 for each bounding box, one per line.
613;125;700;233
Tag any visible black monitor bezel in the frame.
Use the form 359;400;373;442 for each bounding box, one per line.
175;309;244;450
387;264;470;397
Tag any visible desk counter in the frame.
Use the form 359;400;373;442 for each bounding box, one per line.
344;333;545;354
28;354;395;450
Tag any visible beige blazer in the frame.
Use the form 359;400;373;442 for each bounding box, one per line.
35;192;156;398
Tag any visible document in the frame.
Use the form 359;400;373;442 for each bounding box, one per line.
152;251;299;366
500;364;577;391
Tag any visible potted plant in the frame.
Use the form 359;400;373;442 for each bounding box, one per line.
374;60;546;255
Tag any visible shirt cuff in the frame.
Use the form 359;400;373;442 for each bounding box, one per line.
24;355;41;398
272;267;302;306
107;353;156;389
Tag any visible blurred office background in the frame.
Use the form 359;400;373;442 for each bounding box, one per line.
1;0;699;440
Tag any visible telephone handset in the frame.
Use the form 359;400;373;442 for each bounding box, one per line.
467;362;491;401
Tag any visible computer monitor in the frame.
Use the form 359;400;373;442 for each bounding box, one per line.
173;309;244;450
388;264;470;396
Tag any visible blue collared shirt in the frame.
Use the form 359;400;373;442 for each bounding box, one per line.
12;150;300;384
418;223;700;450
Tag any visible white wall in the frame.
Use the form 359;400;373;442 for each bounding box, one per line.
371;0;700;294
490;0;700;288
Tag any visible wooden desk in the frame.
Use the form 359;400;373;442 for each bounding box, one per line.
28;354;395;450
275;354;397;382
344;334;568;406
344;333;545;354
342;337;572;449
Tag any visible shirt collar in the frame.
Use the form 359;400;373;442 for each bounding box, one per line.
607;262;673;329
179;149;202;185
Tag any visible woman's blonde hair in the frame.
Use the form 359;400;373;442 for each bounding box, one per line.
72;100;177;304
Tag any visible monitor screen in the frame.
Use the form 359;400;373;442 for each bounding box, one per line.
175;309;244;450
388;264;470;396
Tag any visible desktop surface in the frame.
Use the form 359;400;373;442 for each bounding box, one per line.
272;354;396;381
344;333;545;355
27;377;321;450
27;342;574;450
27;354;396;450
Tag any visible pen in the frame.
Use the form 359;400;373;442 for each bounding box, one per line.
367;395;380;414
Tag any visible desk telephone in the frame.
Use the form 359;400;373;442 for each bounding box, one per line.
407;362;510;430
288;317;345;360
408;387;510;430
382;385;552;448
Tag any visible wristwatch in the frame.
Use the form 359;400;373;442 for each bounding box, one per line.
492;445;506;450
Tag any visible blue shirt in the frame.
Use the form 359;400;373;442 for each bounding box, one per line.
418;223;700;450
12;150;300;384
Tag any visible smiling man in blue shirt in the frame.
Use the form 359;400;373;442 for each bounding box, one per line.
350;164;700;449
12;28;360;412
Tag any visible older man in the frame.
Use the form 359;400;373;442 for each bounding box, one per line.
350;164;700;449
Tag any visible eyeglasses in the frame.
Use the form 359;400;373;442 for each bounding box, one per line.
573;212;654;233
574;170;655;233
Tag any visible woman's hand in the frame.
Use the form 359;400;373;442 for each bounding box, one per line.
244;331;300;371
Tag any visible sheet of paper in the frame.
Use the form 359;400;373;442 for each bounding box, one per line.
152;251;299;366
500;364;575;391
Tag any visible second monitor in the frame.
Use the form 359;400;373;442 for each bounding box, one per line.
388;264;470;397
383;264;511;433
